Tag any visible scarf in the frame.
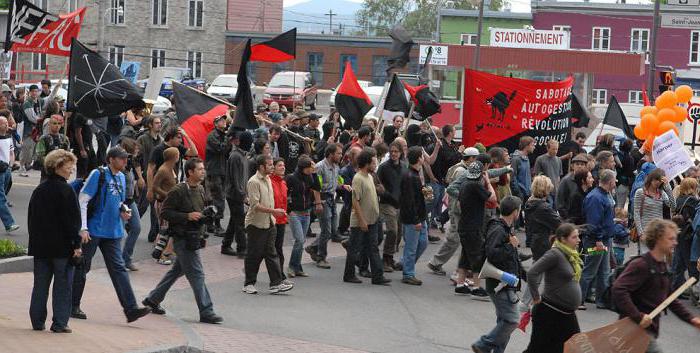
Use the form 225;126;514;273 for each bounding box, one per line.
553;239;583;282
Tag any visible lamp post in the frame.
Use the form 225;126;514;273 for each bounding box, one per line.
98;5;124;56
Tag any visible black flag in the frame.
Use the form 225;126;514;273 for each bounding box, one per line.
335;61;374;130
382;73;410;119
232;39;258;130
419;46;432;85
250;28;296;63
603;96;634;139
386;25;414;74
67;38;144;119
570;93;591;128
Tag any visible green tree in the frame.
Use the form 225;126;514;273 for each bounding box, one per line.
0;0;9;10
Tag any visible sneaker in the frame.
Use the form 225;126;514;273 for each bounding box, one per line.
305;246;320;262
125;307;151;323
126;263;138;271
49;325;72;333
344;276;362;284
70;307;87;320
200;314;223;324
372;277;392;285
242;284;258;294
578;304;587;311
359;270;372;278
428;262;446;276
269;282;294;294
428;234;441;243
157;258;173;265
455;284;472;295
142;298;166;315
471;343;488;353
287;270;296;278
316;260;331;269
383;263;394;273
19;172;29;177
6;224;19;233
340;239;349;250
470;287;490;301
294;271;309;277
450;273;460;286
392;261;403;271
402;277;423;286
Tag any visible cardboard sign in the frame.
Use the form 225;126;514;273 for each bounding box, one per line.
652;130;693;179
564;318;650;353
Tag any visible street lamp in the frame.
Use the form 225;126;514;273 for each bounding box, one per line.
99;5;124;55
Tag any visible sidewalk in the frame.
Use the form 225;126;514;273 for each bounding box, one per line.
0;239;366;353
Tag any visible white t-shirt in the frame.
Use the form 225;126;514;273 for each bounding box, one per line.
0;134;13;164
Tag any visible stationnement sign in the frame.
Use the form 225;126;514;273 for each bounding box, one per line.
419;45;448;66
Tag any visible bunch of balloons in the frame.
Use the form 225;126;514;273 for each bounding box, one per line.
634;85;694;151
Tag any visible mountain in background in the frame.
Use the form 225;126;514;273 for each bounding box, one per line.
283;0;364;35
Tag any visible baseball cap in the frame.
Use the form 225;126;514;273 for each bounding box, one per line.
29;84;39;91
107;146;129;159
462;147;479;159
465;161;484;180
269;112;283;123
571;153;589;164
308;113;320;121
1;84;11;93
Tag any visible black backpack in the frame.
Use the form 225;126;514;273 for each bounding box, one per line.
600;255;669;312
69;167;106;220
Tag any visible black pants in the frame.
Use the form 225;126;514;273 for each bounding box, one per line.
344;224;383;281
275;224;286;278
224;198;246;252
74;148;97;179
95;131;109;166
206;175;226;221
147;200;160;242
360;220;384;271
244;225;283;286
338;198;352;235
524;299;580;353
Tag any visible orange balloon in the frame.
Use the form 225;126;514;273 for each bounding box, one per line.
640;106;658;116
640;113;660;133
657;120;676;135
656;91;678;109
675;85;693;103
634;124;646;140
642;137;654;152
657;108;676;122
672;105;688;123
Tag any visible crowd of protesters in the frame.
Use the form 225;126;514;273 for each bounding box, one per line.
4;79;699;353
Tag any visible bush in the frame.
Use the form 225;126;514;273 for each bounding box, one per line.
0;239;27;259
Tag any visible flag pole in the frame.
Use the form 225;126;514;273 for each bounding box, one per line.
402;101;415;138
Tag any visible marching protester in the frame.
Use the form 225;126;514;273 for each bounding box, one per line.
511;137;534;230
285;156;321;277
400;146;430;286
426;124;463;229
150;147;181;264
0;116;19;232
20;85;41;177
28;150;81;333
270;158;289;278
222;129;253;257
471;196;522;353
556;153;589;219
533;139;567;204
143;158;223;324
524;175;561;261
136;116;163;240
613;219;700;352
671;177;699;290
378;140;408;272
204;116;231;235
72;146;150;323
634;168;676;253
119;138;145;271
34;114;70;182
524;223;582;353
68;112;97;179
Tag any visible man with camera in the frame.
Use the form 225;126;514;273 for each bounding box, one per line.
143;158;223;324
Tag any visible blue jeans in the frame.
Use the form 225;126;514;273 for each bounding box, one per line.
148;237;215;317
122;201;141;267
402;221;428;279
692;233;700;262
0;169;15;229
315;196;337;259
30;258;74;329
473;289;519;353
613;246;625;267
288;211;311;272
579;238;611;306
72;237;138;312
672;234;695;289
429;182;445;223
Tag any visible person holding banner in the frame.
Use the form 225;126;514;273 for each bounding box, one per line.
612;219;700;353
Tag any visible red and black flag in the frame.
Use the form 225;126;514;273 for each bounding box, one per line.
335;61;374;130
381;73;410;120
386;25;414;74
403;82;441;120
232;39;258;130
250;28;296;63
570;93;591;128
5;0;86;56
172;81;229;160
67;38;144;119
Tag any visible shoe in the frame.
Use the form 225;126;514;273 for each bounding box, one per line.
372;277;392;285
294;271;309;277
142;298;166;315
221;247;237;256
49;325;72;333
331;236;346;243
6;224;19;233
287;270;296;278
316;260;331;269
32;325;45;331
578;304;587;311
383;255;395;273
595;303;608;309
359;270;372;278
125;307;151;323
470;287;490;301
70;307;87;320
200;314;223;324
471;343;488;353
344;276;362;283
157;258;173;265
518;253;533;262
455;284;472;295
428;262;447;276
341;239;349;250
126;263;138;271
402;277;423;286
19;172;29;177
242;284;258;294
305;246;320;262
269;282;294;294
383;263;394;273
428;234;441;243
307;231;317;238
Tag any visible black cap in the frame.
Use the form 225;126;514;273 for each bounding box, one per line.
308;113;320;121
28;84;39;91
107;146;129;159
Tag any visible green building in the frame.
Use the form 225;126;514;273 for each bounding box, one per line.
438;9;532;44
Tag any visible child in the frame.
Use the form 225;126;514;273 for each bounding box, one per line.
612;209;630;267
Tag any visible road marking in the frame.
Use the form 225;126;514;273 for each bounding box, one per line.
12;182;38;187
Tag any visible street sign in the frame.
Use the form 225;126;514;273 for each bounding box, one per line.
668;0;700;5
661;14;700;29
419;45;448;66
489;28;570;50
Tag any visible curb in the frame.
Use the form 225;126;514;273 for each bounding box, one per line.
128;311;209;353
0;255;33;274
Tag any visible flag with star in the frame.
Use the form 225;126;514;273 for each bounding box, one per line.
67;38;144;119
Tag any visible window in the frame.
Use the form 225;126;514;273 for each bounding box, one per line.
630;28;649;53
109;46;124;67
110;0;125;25
694;90;700;97
691;31;700;65
371;55;388;85
552;25;571;33
307;52;323;86
151;49;166;68
628;90;643;104
187;51;202;78
460;33;477;45
69;0;79;12
32;53;46;71
592;27;611;51
188;0;203;27
339;54;357;80
33;0;48;10
593;89;608;104
152;0;168;26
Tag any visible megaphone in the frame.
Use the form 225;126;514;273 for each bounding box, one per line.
479;259;519;292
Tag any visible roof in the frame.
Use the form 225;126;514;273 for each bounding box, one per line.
439;9;532;20
226;31;432;47
531;1;700;15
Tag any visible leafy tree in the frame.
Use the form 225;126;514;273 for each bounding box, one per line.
0;0;9;10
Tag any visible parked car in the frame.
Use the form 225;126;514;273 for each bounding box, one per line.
263;71;318;110
329;80;372;108
136;67;206;98
207;74;238;102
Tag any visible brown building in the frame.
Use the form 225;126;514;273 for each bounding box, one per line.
225;32;422;89
227;0;283;32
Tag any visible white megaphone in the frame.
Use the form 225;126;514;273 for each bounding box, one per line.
479;259;519;293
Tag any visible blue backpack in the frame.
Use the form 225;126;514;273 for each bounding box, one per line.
69;167;106;219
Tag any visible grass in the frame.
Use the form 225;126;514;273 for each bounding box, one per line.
0;238;27;259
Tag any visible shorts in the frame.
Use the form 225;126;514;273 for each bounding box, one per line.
459;228;484;272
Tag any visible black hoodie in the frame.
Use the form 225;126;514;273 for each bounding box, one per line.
484;217;520;291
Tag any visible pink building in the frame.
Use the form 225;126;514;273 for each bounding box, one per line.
227;0;283;32
532;1;700;104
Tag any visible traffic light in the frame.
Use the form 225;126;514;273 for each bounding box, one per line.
659;71;675;93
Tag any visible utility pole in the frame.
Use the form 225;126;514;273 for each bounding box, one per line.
473;0;486;70
325;10;336;35
261;0;266;32
647;0;661;103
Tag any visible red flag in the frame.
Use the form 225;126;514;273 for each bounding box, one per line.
642;84;651;106
403;82;441;119
335;61;374;130
250;28;296;63
172;82;229;160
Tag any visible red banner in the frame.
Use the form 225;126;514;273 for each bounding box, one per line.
7;6;86;56
463;69;574;156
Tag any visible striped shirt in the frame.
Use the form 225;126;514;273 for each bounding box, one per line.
633;184;676;236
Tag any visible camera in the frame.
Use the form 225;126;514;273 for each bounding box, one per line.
198;205;218;228
120;202;131;214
